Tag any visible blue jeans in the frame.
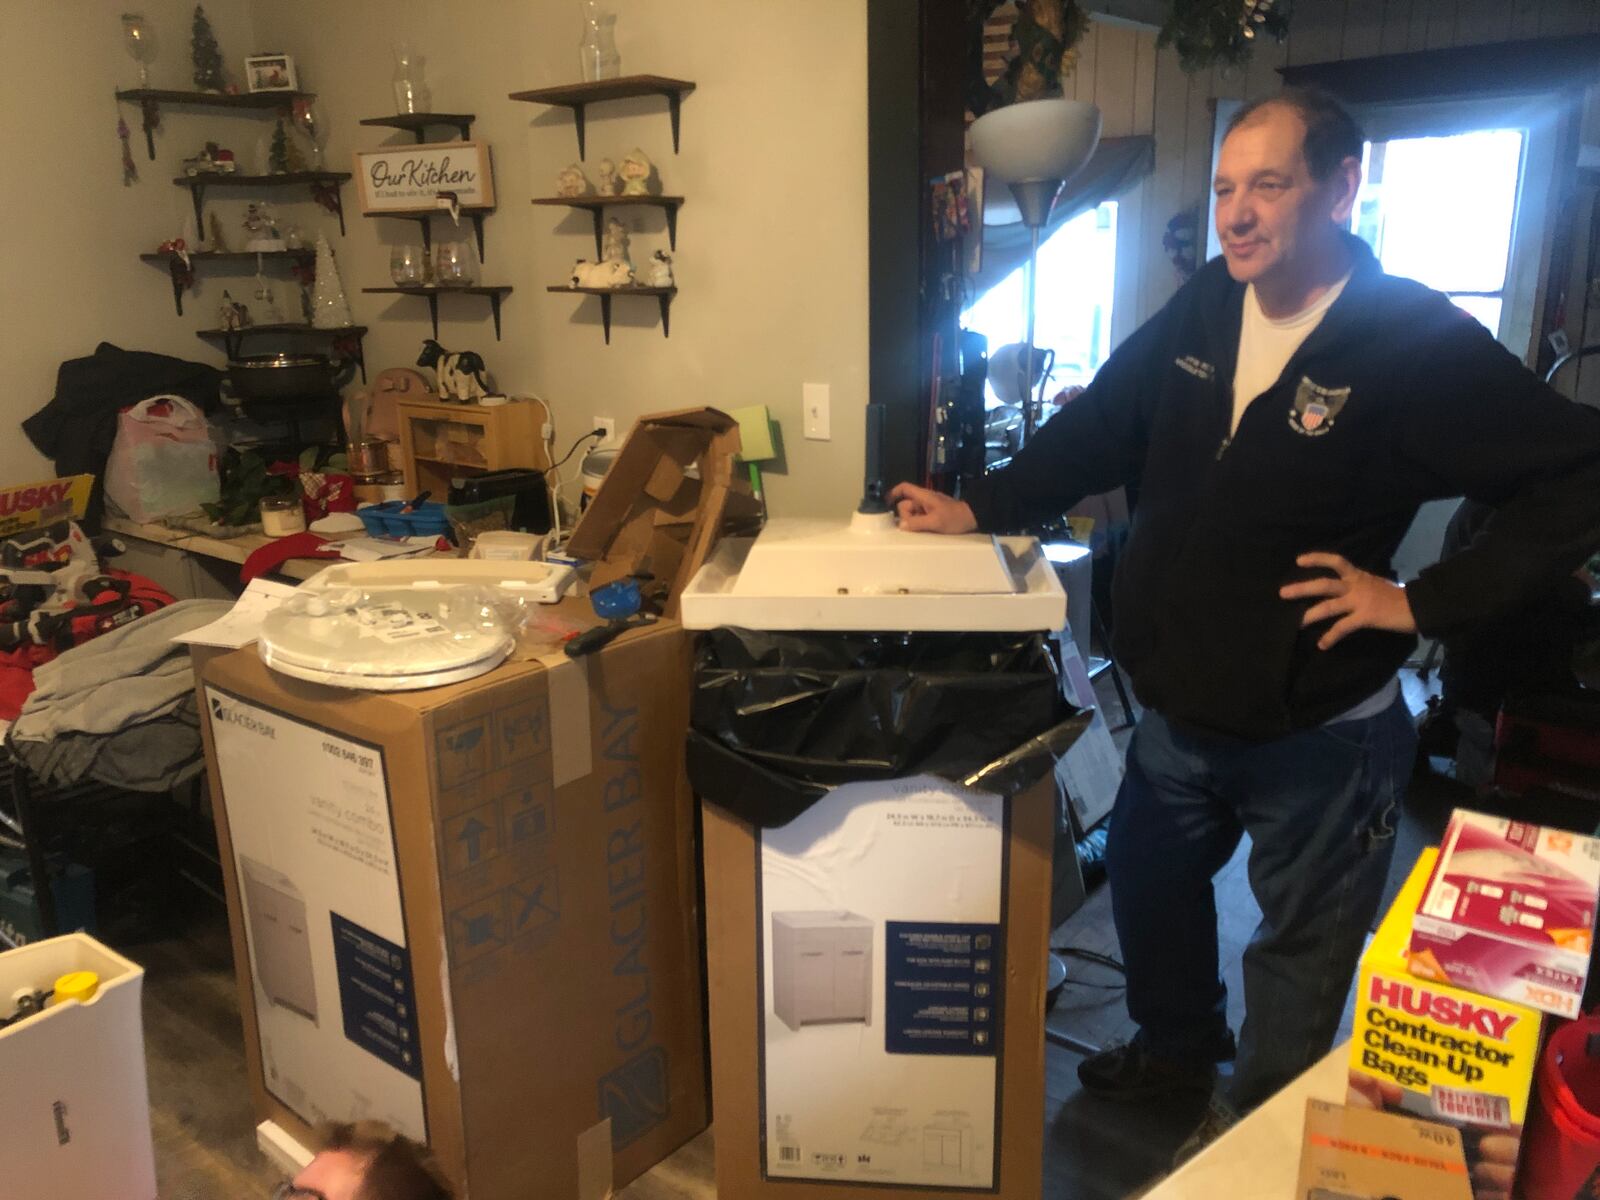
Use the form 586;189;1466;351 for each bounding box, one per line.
1105;694;1417;1110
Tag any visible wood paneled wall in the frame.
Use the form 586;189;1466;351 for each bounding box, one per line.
1058;0;1600;331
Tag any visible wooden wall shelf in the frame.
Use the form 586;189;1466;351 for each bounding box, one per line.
546;285;675;342
140;248;315;316
196;323;368;379
362;286;513;339
509;75;696;158
174;172;352;235
115;87;316;159
359;113;476;141
531;195;684;255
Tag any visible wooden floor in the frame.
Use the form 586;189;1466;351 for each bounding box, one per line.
135;670;1468;1199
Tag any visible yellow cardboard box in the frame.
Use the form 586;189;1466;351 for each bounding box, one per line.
1349;849;1544;1197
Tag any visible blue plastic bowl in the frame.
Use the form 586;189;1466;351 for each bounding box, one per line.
356;501;451;538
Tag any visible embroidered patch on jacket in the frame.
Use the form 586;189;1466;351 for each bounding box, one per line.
1289;376;1350;437
1175;355;1215;381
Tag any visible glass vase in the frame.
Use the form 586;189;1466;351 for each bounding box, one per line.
392;44;432;114
578;3;621;82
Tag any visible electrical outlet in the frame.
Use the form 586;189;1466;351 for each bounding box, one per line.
593;416;617;446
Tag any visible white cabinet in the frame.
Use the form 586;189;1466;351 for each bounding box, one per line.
770;911;873;1032
241;857;319;1024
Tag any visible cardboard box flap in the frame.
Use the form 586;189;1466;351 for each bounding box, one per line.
645;455;687;504
567;406;751;618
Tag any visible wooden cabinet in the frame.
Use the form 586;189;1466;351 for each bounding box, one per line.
394;398;549;496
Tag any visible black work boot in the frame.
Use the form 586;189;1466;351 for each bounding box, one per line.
1077;1035;1230;1101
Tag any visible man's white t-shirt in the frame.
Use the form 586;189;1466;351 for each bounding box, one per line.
1231;272;1398;724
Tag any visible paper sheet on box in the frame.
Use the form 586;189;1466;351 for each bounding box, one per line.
338;536;439;562
172;578;299;647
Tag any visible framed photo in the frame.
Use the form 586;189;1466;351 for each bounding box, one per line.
245;53;298;93
354;141;497;214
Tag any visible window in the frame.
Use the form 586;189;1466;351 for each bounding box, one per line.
1351;129;1526;336
961;201;1119;407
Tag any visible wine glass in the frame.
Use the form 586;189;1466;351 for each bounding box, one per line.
435;241;475;287
121;13;156;87
390;244;427;286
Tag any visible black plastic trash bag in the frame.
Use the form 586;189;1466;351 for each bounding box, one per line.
686;627;1075;829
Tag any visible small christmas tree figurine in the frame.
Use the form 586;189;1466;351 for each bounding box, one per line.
268;119;291;173
310;234;354;329
191;5;225;91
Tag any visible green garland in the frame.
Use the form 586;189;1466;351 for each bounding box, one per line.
969;0;1293;108
1159;0;1293;73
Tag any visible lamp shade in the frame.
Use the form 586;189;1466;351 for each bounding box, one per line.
969;98;1103;185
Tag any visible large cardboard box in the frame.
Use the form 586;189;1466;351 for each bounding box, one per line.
194;613;707;1199
700;726;1071;1199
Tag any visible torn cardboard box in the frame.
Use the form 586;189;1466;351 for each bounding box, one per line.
565;407;758;615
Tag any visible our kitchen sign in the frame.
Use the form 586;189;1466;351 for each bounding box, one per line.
353;141;496;214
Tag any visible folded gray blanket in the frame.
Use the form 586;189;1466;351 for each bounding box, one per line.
9;599;232;792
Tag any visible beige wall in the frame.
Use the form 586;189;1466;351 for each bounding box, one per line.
249;0;869;517
2;0;260;485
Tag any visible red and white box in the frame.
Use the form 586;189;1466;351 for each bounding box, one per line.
1409;809;1600;1019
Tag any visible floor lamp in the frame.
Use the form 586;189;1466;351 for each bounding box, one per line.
970;98;1104;1059
969;99;1102;446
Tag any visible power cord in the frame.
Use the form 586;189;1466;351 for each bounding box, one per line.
552;428;607;472
545;427;607;547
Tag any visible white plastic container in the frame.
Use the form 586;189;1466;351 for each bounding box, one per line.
680;516;1066;633
0;933;156;1200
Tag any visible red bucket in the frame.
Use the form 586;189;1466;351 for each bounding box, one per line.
1521;1016;1600;1199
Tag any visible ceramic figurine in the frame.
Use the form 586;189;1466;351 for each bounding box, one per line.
588;259;634;288
417;339;490;403
596;157;620;197
555;162;594;197
646;249;674;288
600;216;631;265
618;147;657;196
242;202;285;252
219;290;251;331
570;259;596;287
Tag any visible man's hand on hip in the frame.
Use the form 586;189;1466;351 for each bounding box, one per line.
886;483;978;534
1279;552;1417;650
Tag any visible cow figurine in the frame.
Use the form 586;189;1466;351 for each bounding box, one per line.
570;259;634;289
416;339;490;404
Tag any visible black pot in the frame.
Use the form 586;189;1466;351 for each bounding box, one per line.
228;353;356;401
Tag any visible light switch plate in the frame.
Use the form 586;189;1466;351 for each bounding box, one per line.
803;383;830;441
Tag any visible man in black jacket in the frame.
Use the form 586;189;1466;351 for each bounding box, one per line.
890;89;1600;1122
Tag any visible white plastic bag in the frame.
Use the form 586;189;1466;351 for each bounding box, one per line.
103;395;219;523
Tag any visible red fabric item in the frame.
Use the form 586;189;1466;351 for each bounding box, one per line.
240;532;339;584
0;644;52;721
1522;1015;1600;1200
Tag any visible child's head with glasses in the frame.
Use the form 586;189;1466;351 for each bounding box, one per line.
272;1121;451;1200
